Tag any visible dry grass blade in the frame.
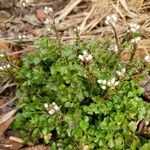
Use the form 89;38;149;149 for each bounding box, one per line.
0;81;11;94
56;0;82;22
0;97;17;110
119;0;129;12
0;109;17;124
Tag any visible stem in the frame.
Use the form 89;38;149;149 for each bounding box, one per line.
110;24;120;53
129;42;137;62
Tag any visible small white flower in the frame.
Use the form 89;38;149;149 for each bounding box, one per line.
105;14;118;26
0;64;11;70
78;55;84;61
6;64;11;68
0;66;4;70
78;51;93;63
101;85;106;90
110;78;116;85
102;80;107;85
18;34;26;39
97;80;103;84
48;109;55;115
129;23;140;32
22;35;26;39
44;103;49;108
131;36;141;43
52;102;56;106
0;54;5;58
20;0;28;7
114;81;120;86
122;68;126;73
54;105;59;111
116;68;126;77
88;54;93;60
18;35;22;39
144;55;150;62
106;81;110;86
107;78;120;87
83;50;88;55
44;6;53;14
108;45;118;53
44;18;51;25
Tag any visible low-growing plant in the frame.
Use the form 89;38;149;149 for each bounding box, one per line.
1;12;150;149
8;35;150;149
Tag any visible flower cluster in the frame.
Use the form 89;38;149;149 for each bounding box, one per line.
44;6;53;15
116;68;126;77
144;55;150;63
108;44;118;53
105;14;118;26
129;23;140;33
131;37;141;44
97;78;120;90
20;0;29;7
107;78;120;88
18;34;26;39
44;102;60;115
78;51;93;63
0;64;11;70
97;79;107;90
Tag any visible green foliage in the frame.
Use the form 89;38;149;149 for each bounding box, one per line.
11;37;150;149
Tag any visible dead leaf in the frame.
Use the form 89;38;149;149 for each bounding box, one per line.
0;117;14;136
0;109;17;125
23;14;41;26
0;40;10;53
36;9;47;21
0;136;23;150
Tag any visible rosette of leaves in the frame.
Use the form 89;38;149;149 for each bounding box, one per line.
11;38;150;149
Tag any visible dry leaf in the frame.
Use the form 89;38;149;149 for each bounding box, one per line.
0;109;17;125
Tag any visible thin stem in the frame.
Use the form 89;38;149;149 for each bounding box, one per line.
110;24;120;53
129;42;137;62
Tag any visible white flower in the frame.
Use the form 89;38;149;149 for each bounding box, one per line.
107;78;120;87
110;78;116;85
78;55;84;61
102;80;107;85
129;23;140;32
0;66;4;70
101;85;106;90
6;64;11;68
97;79;107;85
48;109;55;115
44;18;51;25
97;80;103;84
83;50;87;55
113;81;120;86
45;102;60;115
52;102;60;111
131;36;141;43
116;68;126;77
144;55;150;62
0;54;5;58
18;34;26;39
20;0;28;7
44;103;49;108
0;64;11;70
105;14;118;26
54;105;59;111
97;79;107;90
44;6;53;14
78;51;93;63
108;45;118;53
